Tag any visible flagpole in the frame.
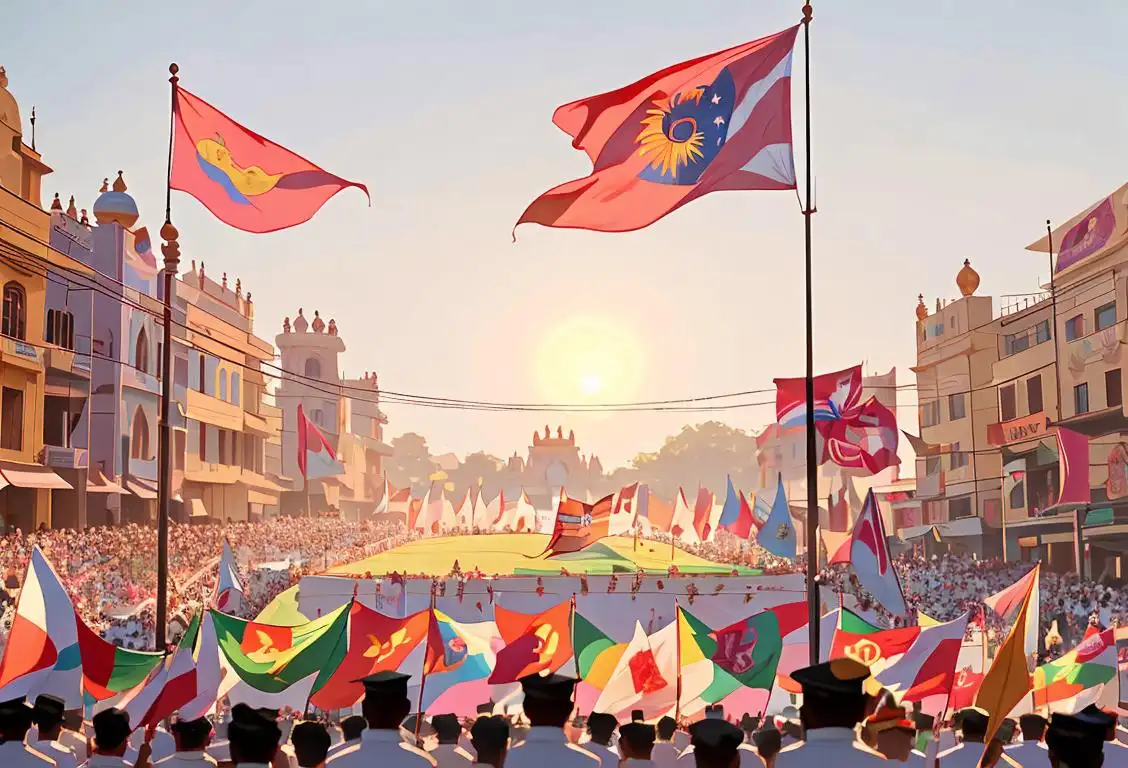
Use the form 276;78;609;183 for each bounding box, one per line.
674;600;683;721
416;589;436;744
800;3;820;666
156;62;182;652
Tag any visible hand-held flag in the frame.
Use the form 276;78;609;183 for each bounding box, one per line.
756;474;796;559
171;86;368;233
517;26;799;234
848;489;906;615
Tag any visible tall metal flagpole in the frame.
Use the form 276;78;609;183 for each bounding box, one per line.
800;4;820;665
156;62;182;651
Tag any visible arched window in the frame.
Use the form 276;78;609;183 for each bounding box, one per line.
230;372;241;406
46;309;76;351
2;282;26;340
135;327;149;374
304;357;321;379
130;406;150;460
218;370;228;401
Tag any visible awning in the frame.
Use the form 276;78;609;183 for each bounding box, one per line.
248;489;279;506
243;411;275;438
0;461;72;490
239;471;286;493
901;516;984;540
87;467;128;494
188;499;209;518
124;477;158;500
1052;407;1128;439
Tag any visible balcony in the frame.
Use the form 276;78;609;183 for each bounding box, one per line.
42;446;88;469
0;336;42;372
43;347;91;378
185;388;243;431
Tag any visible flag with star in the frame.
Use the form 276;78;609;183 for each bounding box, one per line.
517;25;798;233
309;604;429;709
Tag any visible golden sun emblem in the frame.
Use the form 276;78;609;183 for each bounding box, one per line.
532;624;559;663
364;628;413;664
844;638;882;666
636;87;707;179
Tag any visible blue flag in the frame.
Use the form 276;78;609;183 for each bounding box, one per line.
719;475;741;530
756;474;796;559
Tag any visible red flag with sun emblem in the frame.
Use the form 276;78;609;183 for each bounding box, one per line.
309;604;429;709
517;25;798;234
171;86;368;233
538;494;615;557
489;601;574;684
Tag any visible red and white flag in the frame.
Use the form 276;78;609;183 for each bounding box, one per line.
849;489;906;615
594;621;671;720
297;404;344;480
875;613;968;702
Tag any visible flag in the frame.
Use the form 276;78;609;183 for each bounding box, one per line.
849;489;906;615
593;622;670;720
821;530;851;565
976;563;1039;743
756;475;796;559
692;487;714;542
831;615;920;675
917;611;941;628
297;404;345;480
875;613;968;702
539;494;615;557
1033;628;1118;713
373;475;391;516
633;484;650;530
214;540;246;614
828;484;849;532
985;566;1040;661
421;610;496;711
170;86;368;233
1056;427;1091;505
612;483;640;535
489;601;574;684
484;491;505;531
719;476;756;538
0;547;81;706
515;490;537;533
213;604;350;708
516;26;799;234
698;602;805;692
950;667;985;711
670;488;696;542
574;614;628;690
76;612;163;702
121;613;219;729
310;604;429;710
774;365;900;475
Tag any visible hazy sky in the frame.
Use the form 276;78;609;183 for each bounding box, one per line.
4;1;1126;470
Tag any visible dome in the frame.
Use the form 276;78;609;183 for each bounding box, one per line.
956;259;980;297
0;67;21;134
915;294;928;321
92;171;139;228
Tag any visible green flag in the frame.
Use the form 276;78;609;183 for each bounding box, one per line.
573;613;628;689
839;608;882;635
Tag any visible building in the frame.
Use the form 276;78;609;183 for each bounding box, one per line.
497;426;607;511
178;262;282;523
274;308;391;517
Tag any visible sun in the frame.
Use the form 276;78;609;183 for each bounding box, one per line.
533;315;645;406
579;373;604;396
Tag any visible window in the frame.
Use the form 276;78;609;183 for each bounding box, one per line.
156;343;162;379
219;371;227;402
1107;369;1122;408
45;309;75;350
1004;332;1030;356
135;327;149;374
950;441;969;470
1074;383;1090;415
1000;384;1017;421
925;455;942;476
1096;302;1117;331
130;406;149;460
231;432;239;465
199;422;207;462
920;400;940;428
218;428;228;465
1065;315;1084;341
0;387;23;450
310;408;324;426
1034;319;1051;344
231;373;240;406
949;496;973;519
1009;478;1025;510
948;393;966;420
198;354;206;394
1027;376;1043;414
2;282;26;340
304;357;321;379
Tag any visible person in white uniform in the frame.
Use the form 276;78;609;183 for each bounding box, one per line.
325;671;435;768
773;659;887;768
291;721;330;768
325;717;364;760
31;694;79;768
428;714;473;768
620;722;657;768
469;716;508;768
504;673;600;768
937;708;996;768
677;707;763;768
684;720;745;768
0;696;55;768
227;705;281;768
651;717;679;768
751;722;781;768
85;707;140;768
154;717;216;768
1045;710;1109;768
1004;714;1048;768
584;713;620;767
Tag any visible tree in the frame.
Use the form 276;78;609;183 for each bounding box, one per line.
446;451;505;501
620;421;760;500
385;433;437;494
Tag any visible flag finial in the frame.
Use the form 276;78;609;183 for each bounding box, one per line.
169;62;179;84
802;3;813;22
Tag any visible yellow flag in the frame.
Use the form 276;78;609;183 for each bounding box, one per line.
975;563;1039;745
917;611;941;628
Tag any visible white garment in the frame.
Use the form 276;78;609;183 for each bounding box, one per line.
155;752;219;768
279;742;299;768
651;741;679;768
58;728;88;758
505;727;601;768
677;743;763;768
774;727;887;768
672;732;690;753
938;741;992;768
0;741;56;768
34;739;79;768
126;728;176;766
327;728;436;768
205;739;230;764
1004;741;1047;767
81;756;133;768
429;743;474;768
327;738;360;759
584;741;619;767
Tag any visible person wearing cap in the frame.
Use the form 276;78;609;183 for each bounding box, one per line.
677;706;763;768
1045;710;1108;768
773;659;886;768
620;722;657;768
85;708;137;768
429;714;473;768
1078;705;1128;768
505;674;599;768
863;706;916;762
128;723;178;766
30;694;79;768
752;721;781;768
652;717;679;768
469;716;508;768
326;717;365;760
326;671;435;768
291;721;330;768
154;717;215;768
58;709;90;758
585;713;620;766
937;708;994;768
227;706;281;768
1004;714;1047;767
0;696;55;767
687;720;746;768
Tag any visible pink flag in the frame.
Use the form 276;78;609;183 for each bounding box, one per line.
849;489;906;615
1056;427;1091;505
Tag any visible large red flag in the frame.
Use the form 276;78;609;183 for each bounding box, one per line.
489;601;574;684
517;26;799;234
171;86;368;233
539;494;614;557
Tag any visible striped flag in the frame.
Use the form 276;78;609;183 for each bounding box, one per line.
539;494;615;557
